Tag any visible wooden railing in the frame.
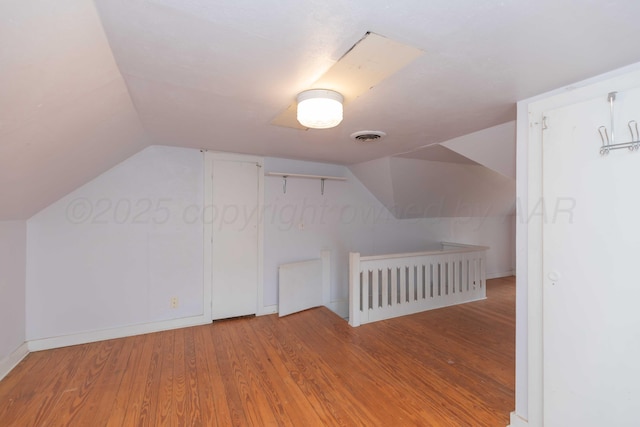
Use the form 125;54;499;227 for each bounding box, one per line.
348;242;488;327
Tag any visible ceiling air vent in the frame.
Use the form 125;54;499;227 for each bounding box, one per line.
350;130;386;144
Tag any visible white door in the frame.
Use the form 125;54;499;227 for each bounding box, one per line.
211;158;260;319
542;89;640;426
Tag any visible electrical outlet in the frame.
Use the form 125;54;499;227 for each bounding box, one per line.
170;297;179;308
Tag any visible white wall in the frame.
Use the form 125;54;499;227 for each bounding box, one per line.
23;147;514;347
26;146;204;341
263;157;515;309
0;221;26;361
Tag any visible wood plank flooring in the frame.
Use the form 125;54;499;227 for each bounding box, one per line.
0;276;515;426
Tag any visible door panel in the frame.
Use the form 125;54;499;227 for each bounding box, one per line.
211;159;259;319
542;89;640;426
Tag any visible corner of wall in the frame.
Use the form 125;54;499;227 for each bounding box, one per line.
0;220;27;371
0;342;29;381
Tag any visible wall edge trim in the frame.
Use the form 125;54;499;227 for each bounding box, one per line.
507;411;529;427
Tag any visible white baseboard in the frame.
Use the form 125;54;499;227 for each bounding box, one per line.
28;315;211;352
0;342;29;381
487;270;516;280
258;304;278;316
507;412;528;427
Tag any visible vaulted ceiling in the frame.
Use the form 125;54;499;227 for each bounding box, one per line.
3;0;640;219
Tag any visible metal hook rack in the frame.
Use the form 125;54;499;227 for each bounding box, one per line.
598;91;640;155
266;172;347;195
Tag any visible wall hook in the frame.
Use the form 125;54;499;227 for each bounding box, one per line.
628;121;640;151
282;175;288;194
598;126;610;155
628;120;639;141
595;90;640;155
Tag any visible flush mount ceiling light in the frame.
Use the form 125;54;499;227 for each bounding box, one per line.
296;89;344;129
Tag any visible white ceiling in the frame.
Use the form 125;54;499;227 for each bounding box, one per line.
3;0;640;219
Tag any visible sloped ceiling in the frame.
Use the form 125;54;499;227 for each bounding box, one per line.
350;122;516;218
403;122;517;179
350;155;515;219
0;0;148;219
390;157;515;218
3;0;640;219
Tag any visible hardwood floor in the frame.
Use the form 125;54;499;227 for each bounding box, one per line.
0;277;515;426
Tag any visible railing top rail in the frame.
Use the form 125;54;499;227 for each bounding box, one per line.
357;242;489;262
440;242;490;250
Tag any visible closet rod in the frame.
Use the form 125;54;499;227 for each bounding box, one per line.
265;172;347;181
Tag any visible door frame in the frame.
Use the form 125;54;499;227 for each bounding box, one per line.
203;151;265;319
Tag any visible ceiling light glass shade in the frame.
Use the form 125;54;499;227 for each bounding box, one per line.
296;89;344;129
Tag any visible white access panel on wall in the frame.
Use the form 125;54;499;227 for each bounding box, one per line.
209;154;262;320
542;88;640;426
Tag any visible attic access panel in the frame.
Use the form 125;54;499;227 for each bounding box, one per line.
271;32;424;129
